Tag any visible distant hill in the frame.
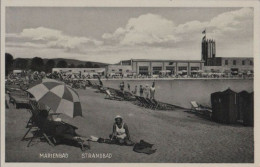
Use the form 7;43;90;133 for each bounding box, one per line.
13;57;109;68
42;58;109;67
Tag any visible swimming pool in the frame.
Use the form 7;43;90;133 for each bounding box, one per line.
100;79;253;108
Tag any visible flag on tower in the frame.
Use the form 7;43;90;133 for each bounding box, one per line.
202;29;206;34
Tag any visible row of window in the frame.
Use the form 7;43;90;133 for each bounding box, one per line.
224;60;253;66
111;69;129;73
60;70;96;72
138;66;199;75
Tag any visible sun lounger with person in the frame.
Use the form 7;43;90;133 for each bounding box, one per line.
22;100;90;151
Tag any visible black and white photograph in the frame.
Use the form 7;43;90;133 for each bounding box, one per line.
1;1;259;165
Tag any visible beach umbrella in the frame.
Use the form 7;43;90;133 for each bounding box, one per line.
27;79;82;118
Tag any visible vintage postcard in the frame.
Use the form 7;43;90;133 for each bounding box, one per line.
1;0;260;166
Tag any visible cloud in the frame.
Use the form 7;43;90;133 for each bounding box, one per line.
6;8;253;63
6;42;46;48
103;13;180;46
209;7;253;30
103;8;253;46
8;27;103;52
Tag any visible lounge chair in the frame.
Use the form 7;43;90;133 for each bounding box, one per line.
151;99;171;110
114;89;126;99
21;100;55;147
146;98;157;110
123;91;136;101
97;85;107;93
22;100;90;151
141;97;154;109
133;96;142;106
190;101;212;118
9;90;30;109
105;89;124;101
138;97;153;109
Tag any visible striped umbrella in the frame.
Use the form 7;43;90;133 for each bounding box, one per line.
27;79;82;117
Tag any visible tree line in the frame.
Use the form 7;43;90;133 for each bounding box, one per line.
5;53;100;76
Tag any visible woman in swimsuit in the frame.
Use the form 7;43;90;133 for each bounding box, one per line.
110;115;133;146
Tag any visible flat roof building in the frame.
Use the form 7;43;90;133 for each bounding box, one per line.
113;59;205;76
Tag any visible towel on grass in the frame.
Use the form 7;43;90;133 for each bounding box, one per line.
133;140;156;155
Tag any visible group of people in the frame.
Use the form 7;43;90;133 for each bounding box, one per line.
119;81;156;99
36;108;133;147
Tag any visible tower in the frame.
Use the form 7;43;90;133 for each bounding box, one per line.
201;37;216;66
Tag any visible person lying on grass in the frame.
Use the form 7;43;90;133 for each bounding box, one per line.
109;115;134;146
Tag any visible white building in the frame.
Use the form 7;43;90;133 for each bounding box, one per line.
52;68;106;76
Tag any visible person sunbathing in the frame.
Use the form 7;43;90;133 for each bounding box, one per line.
110;115;134;146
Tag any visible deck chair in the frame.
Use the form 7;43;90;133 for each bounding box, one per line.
105;89;124;101
139;97;153;108
114;90;126;99
133;96;144;107
22;100;90;151
21;100;55;147
146;98;157;110
85;80;92;87
123;91;136;101
190;101;212;117
152;99;166;110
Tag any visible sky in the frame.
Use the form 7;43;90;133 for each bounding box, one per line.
5;7;253;64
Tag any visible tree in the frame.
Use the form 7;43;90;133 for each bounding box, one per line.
45;59;56;73
56;60;68;68
5;53;14;76
30;57;44;72
93;64;100;68
85;62;93;68
14;58;29;70
77;64;85;68
68;63;75;68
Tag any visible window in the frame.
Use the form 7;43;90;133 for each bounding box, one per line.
111;69;115;72
119;69;122;72
152;66;162;75
250;61;253;65
178;66;187;71
242;60;245;65
233;60;236;65
225;60;228;65
139;66;149;75
166;66;175;74
121;60;131;65
191;67;199;71
69;70;72;72
169;62;174;65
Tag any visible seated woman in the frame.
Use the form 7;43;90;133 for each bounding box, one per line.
110;115;134;146
37;110;89;149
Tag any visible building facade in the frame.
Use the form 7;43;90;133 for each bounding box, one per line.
132;59;204;76
204;57;254;73
105;65;132;77
107;59;204;76
201;37;253;73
